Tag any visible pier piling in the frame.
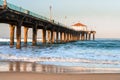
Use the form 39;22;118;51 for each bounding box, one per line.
16;24;21;49
9;24;15;48
32;26;37;46
51;30;54;44
88;32;91;40
56;31;59;43
60;32;62;43
24;27;28;46
42;29;46;44
93;32;96;40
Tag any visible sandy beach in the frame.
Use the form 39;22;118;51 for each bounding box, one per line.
0;72;120;80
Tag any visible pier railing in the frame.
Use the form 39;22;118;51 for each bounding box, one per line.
0;0;69;29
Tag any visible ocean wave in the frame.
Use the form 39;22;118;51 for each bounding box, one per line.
0;54;120;65
0;39;120;68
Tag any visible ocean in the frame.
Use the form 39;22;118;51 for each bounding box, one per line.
0;39;120;70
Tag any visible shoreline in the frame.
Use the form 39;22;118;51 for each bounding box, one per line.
0;72;120;80
0;60;120;73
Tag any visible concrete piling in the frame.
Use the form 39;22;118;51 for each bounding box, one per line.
9;24;15;48
88;32;91;40
60;32;62;43
47;30;51;43
32;26;37;46
16;24;21;49
93;32;96;40
56;31;59;43
24;27;28;46
42;29;46;44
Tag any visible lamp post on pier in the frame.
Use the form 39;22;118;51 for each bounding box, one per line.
47;5;53;43
50;5;52;21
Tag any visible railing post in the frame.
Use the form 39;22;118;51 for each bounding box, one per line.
9;24;15;48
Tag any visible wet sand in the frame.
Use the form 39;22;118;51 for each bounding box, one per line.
0;72;120;80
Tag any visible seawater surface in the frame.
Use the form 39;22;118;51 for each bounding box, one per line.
0;39;120;69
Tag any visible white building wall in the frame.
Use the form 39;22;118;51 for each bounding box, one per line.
72;26;87;31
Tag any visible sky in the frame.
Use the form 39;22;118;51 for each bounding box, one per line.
0;0;120;38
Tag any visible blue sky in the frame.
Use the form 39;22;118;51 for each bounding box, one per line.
0;0;120;38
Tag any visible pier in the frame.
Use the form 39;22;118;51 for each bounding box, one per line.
0;0;96;49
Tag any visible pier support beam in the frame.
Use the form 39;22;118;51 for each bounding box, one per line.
64;32;66;43
9;24;15;48
56;31;59;43
67;33;69;42
81;33;84;41
71;34;73;41
32;26;37;46
42;29;46;44
73;34;75;41
47;31;51;43
86;33;88;40
68;33;70;42
88;32;91;40
16;24;21;49
62;32;64;43
93;32;96;40
79;33;81;40
77;34;79;40
70;34;72;41
51;30;55;44
24;27;28;46
60;32;62;43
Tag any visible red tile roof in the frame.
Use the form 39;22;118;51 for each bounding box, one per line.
72;22;86;27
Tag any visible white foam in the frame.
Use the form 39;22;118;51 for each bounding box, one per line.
0;54;120;65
